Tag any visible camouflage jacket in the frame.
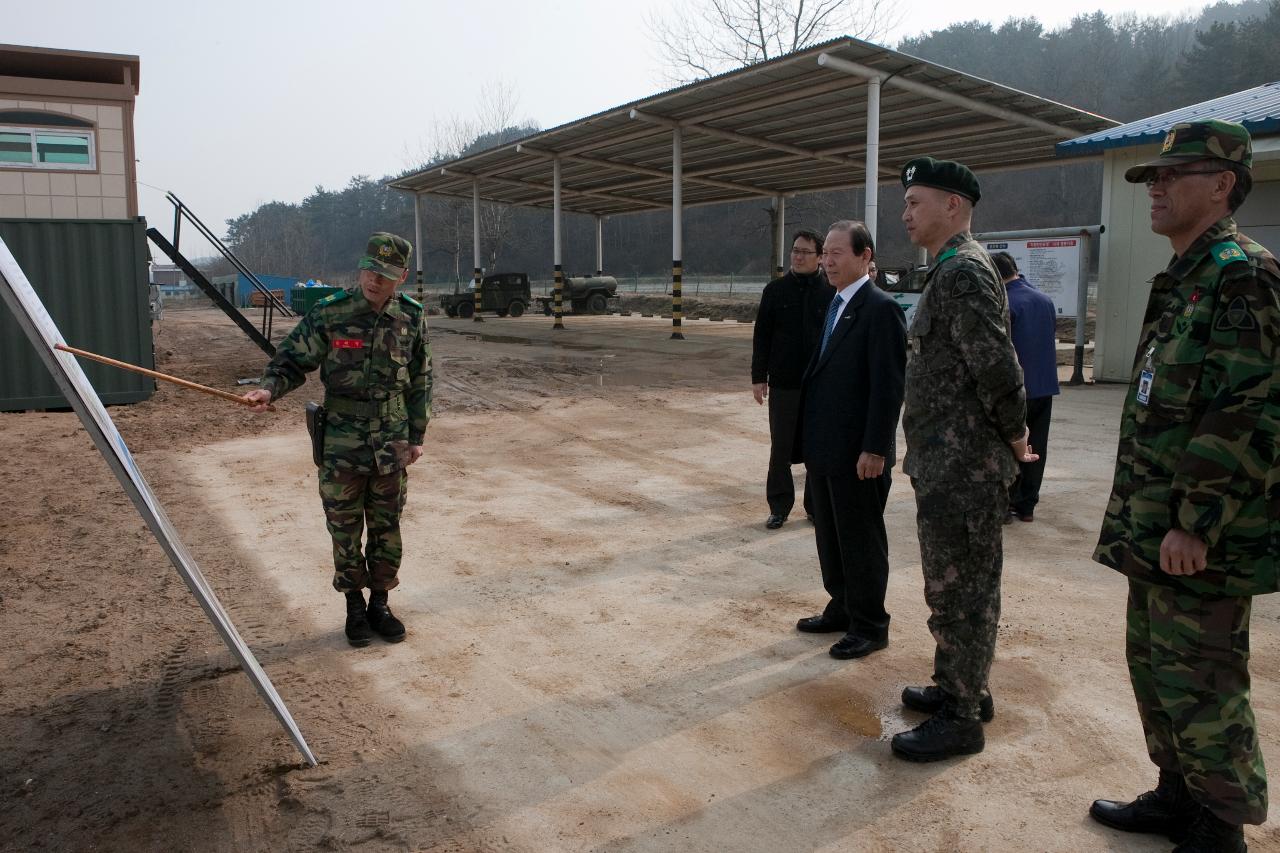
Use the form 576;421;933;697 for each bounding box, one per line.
260;288;433;476
1094;217;1280;596
902;231;1027;483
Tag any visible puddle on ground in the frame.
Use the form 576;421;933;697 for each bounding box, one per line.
802;680;884;739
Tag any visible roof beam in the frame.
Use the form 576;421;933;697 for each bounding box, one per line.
515;143;774;197
440;167;667;211
630;108;865;169
816;53;1081;140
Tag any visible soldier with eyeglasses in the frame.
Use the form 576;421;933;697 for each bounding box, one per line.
1090;120;1280;853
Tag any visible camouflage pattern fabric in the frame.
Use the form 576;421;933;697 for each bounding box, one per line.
913;479;1006;721
321;468;408;592
1124;119;1253;183
260;286;432;591
902;231;1027;482
1127;579;1266;825
1094;217;1279;597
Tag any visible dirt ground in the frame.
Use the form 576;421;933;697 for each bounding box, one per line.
1;306;1276;853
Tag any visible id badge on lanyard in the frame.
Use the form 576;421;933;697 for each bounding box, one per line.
1136;345;1155;406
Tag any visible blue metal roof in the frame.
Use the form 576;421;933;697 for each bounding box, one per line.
1057;81;1280;157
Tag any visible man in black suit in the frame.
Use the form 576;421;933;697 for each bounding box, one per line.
793;220;908;659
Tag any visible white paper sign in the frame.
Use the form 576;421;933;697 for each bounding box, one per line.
982;237;1081;317
0;236;316;767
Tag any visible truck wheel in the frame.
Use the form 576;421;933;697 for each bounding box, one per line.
586;293;607;314
542;301;552;316
496;306;509;317
445;305;458;317
457;301;475;319
508;300;525;318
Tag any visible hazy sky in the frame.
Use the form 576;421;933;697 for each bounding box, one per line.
5;0;1208;256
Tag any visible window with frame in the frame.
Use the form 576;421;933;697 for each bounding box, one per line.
0;111;96;171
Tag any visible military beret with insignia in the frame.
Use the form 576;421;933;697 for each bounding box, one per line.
1124;119;1252;183
901;156;981;205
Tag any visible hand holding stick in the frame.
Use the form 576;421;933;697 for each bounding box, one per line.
55;343;275;411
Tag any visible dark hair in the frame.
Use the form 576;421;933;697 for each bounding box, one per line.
1227;164;1252;212
826;220;874;258
792;228;824;255
990;251;1018;279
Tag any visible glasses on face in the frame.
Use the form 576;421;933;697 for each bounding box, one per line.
1145;166;1226;189
791;248;817;256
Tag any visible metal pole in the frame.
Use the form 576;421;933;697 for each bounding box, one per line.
595;215;604;276
553;157;564;329
413;192;424;305
775;195;786;277
865;77;881;243
472;179;483;322
1070;232;1092;385
671;127;684;340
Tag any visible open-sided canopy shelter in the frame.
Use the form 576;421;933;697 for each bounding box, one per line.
390;36;1115;336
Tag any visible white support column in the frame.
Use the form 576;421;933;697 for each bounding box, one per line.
552;156;564;329
472;179;483;322
413;192;424;304
671;127;684;340
775;195;786;277
595;215;604;276
864;77;881;243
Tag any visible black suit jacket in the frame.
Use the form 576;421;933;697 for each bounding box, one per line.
792;281;908;476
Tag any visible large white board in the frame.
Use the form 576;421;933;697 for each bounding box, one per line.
981;237;1082;317
0;236;317;767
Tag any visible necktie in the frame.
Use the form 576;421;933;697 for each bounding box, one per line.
819;295;842;356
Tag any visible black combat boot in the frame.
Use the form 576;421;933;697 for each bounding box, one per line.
901;685;995;722
890;704;984;762
1089;769;1197;840
345;589;373;647
366;589;406;642
1173;807;1247;853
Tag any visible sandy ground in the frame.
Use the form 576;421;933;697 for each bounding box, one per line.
1;306;1277;853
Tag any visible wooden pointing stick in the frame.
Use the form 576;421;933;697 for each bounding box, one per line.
55;343;275;411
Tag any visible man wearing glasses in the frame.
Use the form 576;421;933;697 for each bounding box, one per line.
752;229;834;529
1090;120;1279;852
243;233;433;648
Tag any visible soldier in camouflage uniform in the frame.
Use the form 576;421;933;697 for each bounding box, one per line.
1089;121;1278;853
243;233;433;648
890;157;1035;763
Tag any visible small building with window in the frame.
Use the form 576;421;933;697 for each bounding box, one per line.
0;44;152;410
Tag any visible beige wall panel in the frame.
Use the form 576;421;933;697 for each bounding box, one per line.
42;102;73;114
75;173;102;196
23;173;50;195
99;150;125;175
51;195;77;218
0;172;22;194
71;104;97;122
101;197;127;219
76;196;103;218
98;128;123;153
100;174;125;198
0;99;17;109
98;105;123;130
0;195;23;217
18;100;43;109
49;173;75;195
25;195;51;217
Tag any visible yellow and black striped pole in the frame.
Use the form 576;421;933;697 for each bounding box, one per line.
472;179;484;322
472;266;483;322
553;265;565;329
670;260;684;340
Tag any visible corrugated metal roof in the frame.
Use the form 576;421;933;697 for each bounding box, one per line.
389;36;1115;216
1057;81;1280;157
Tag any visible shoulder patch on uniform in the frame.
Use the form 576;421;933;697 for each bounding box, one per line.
1215;295;1258;331
317;290;352;308
399;293;423;309
950;272;981;297
1210;241;1248;268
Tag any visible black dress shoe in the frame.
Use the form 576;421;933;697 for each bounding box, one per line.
1090;770;1196;840
796;615;848;633
829;633;887;659
1173;807;1246;853
901;685;995;722
765;514;786;529
891;706;984;761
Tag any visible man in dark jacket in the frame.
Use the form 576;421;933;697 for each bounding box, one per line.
992;252;1060;522
752;229;833;529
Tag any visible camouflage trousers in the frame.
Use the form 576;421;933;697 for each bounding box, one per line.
318;466;408;593
913;479;1006;721
1127;578;1267;824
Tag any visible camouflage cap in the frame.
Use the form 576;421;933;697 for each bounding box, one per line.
901;156;981;205
358;232;412;280
1124;119;1252;183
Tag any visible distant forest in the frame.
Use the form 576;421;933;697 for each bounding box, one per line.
219;0;1280;282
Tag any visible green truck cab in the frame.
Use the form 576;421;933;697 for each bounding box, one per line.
440;272;530;318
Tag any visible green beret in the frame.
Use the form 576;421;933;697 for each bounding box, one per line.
901;156;981;205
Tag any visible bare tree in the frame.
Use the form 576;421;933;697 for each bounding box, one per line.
648;0;900;84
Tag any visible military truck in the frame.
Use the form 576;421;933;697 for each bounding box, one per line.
536;274;620;315
440;272;530;318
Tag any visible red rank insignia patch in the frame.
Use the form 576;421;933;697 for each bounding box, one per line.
332;339;364;349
